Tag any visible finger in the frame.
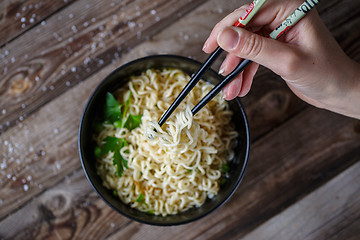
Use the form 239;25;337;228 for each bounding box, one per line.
222;72;243;100
218;53;242;76
238;62;259;97
217;27;305;78
203;5;250;53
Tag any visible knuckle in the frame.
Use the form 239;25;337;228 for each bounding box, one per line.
282;51;303;75
239;33;263;60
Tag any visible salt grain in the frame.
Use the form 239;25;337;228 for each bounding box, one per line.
69;13;74;19
128;21;136;29
2;109;6;115
41;20;46;26
23;184;29;191
150;9;157;15
11;57;15;63
71;25;78;33
66;81;71;86
21;17;26;23
71;67;77;72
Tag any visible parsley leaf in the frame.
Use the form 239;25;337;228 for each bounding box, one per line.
105;92;122;123
123;114;142;130
96;92;142;178
98;136;129;177
136;193;145;203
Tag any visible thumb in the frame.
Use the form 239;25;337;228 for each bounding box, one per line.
217;27;302;77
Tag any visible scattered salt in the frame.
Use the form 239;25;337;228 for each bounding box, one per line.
128;21;136;29
71;25;78;33
55;162;61;170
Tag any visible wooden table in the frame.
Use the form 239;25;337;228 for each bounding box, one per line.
1;0;359;239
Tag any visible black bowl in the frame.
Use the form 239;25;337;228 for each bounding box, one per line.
78;55;250;226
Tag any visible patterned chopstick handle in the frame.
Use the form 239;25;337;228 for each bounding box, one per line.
270;0;320;40
234;0;268;27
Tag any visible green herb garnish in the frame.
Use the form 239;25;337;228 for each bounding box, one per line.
221;164;230;173
95;92;142;178
136;193;145;203
146;210;154;215
105;92;142;128
98;136;128;177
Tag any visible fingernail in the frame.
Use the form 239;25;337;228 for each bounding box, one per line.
222;90;228;99
202;39;208;51
218;68;225;75
218;28;239;50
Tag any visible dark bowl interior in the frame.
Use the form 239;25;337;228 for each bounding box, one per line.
78;55;250;226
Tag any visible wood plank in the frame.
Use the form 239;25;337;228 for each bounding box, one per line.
0;0;75;46
0;0;304;220
241;161;360;240
0;0;208;134
1;107;359;239
0;168;132;239
105;109;360;240
1;0;360;238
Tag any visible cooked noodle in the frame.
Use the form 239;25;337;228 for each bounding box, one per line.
95;68;238;216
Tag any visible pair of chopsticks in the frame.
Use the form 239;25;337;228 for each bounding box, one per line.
158;0;320;127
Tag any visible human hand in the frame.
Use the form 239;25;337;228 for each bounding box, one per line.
202;0;360;119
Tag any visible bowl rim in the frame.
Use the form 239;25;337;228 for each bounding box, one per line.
78;54;250;226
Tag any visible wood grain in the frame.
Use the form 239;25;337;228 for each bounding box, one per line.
0;0;207;134
0;0;303;220
0;0;75;46
1;0;360;239
1;103;359;239
241;161;360;240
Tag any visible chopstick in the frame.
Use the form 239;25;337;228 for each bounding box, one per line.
191;0;320;115
158;0;267;126
158;0;320;126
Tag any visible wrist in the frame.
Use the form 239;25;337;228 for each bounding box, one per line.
324;60;360;119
